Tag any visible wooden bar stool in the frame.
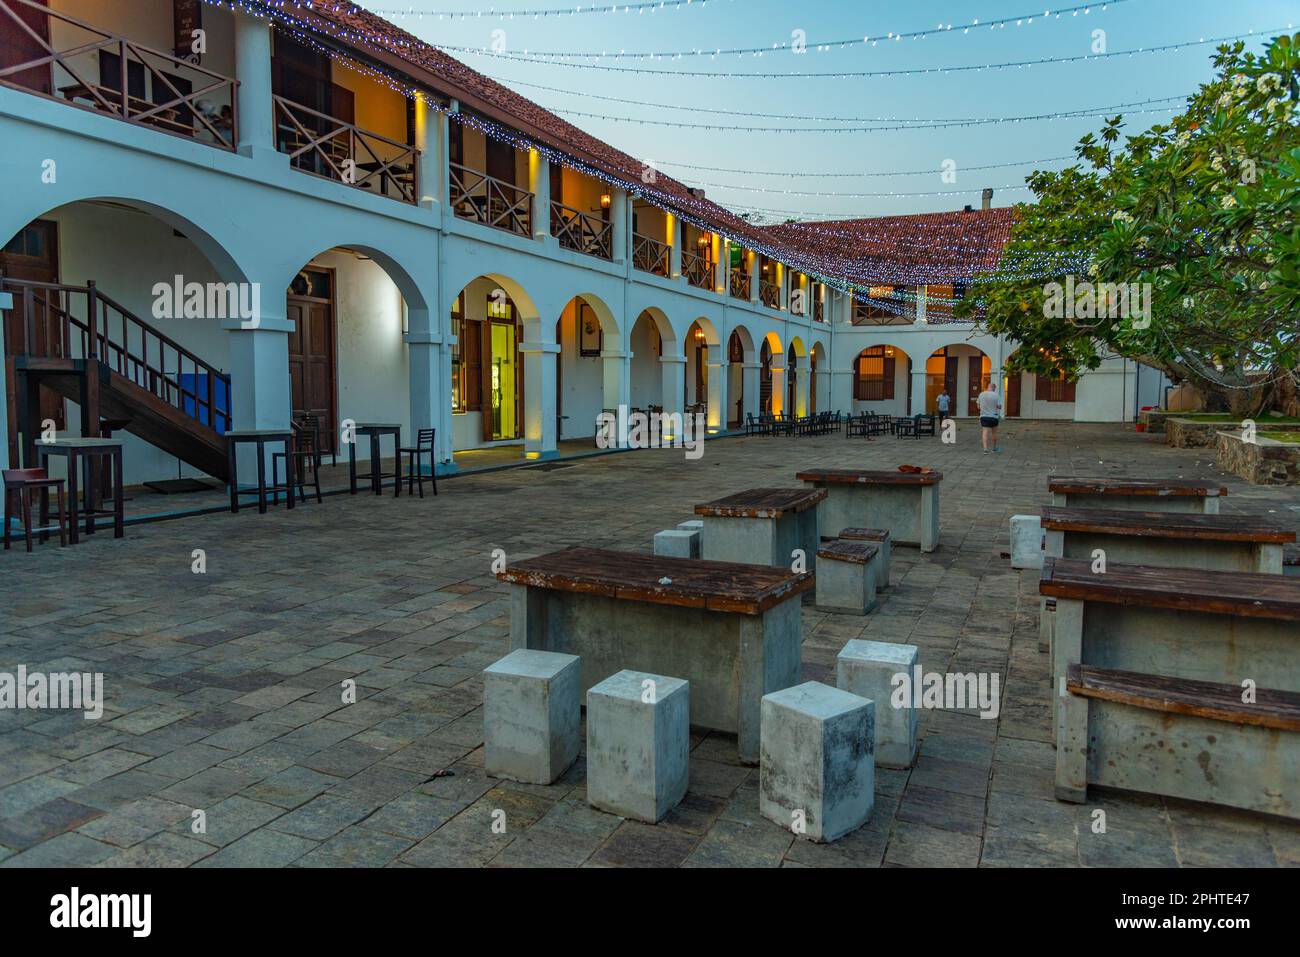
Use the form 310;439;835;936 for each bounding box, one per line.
399;428;438;498
3;469;68;553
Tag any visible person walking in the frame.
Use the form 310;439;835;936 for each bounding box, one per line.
936;390;951;421
978;382;1002;453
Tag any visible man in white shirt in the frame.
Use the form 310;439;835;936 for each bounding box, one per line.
978;384;1002;453
936;391;951;420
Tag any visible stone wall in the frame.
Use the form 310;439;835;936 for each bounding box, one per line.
1140;409;1170;434
1216;432;1300;486
1165;417;1224;448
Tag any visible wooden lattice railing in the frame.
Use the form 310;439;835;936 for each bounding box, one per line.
551;202;612;259
274;96;419;204
0;0;238;150
450;163;533;236
632;233;670;277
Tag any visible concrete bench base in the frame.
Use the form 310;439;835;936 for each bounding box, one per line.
511;584;801;764
836;639;919;768
700;510;820;573
815;547;881;616
483;649;581;785
760;681;874;843
817;483;939;552
1057;690;1299;819
586;670;690;823
1051;491;1219;514
654;528;700;559
1010;515;1043;569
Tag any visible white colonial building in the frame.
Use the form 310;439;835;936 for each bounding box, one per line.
0;0;1164;489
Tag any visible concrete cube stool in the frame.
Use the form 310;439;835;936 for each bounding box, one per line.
760;681;874;843
586;670;690;823
814;540;881;615
836;639;919;768
676;519;704;533
483;649;581;785
1010;514;1044;569
654;528;700;559
839;527;892;590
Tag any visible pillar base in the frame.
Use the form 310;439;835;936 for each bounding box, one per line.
524;449;561;462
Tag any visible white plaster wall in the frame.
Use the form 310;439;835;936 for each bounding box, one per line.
557;301;604;438
629;316;662;408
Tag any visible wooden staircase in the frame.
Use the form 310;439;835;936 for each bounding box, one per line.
3;278;231;481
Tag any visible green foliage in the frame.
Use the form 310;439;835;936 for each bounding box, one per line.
958;33;1300;410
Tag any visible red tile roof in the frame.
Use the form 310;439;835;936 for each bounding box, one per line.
764;207;1018;287
232;2;1013;289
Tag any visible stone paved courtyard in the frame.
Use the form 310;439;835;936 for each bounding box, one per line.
2;420;1298;868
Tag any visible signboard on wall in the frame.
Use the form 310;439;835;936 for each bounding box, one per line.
174;0;203;63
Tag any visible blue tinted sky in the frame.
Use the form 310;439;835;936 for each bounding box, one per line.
379;0;1296;220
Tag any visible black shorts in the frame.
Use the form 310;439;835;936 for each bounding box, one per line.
980;416;1000;428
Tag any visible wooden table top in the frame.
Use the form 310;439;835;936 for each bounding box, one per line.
37;437;123;449
1040;506;1296;544
797;468;943;487
497;546;814;615
694;487;827;519
1039;556;1300;621
1048;476;1228;497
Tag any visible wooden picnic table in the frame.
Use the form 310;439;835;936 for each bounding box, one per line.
797;468;942;551
498;546;813;763
1042;556;1300;818
694;487;825;572
1048;476;1228;513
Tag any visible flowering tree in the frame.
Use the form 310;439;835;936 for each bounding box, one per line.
959;34;1300;415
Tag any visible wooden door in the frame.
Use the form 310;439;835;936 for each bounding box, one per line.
2;218;62;465
943;354;958;410
286;268;337;455
967;355;983;416
486;136;515;185
0;0;51;96
1006;370;1022;417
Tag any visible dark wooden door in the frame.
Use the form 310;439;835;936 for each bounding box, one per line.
1006;370;1021;417
0;0;51;95
2;218;62;465
967;355;983;416
944;354;958;408
286;269;337;455
486;136;515;185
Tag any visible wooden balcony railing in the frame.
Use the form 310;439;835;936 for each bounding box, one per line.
852;297;915;325
632;233;670;277
760;279;781;310
551;202;612;260
0;0;238;150
682;251;714;290
450;163;533;237
730;269;751;300
274;96;418;204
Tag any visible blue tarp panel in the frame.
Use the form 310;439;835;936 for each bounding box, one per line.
178;373;231;435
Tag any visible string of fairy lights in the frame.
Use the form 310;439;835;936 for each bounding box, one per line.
457;28;1281;78
427;1;1130;60
198;0;1262;293
486;76;1190;126
367;0;737;20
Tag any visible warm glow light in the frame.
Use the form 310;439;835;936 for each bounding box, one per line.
600;193;612;209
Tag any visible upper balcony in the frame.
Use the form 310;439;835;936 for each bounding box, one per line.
758;257;780;309
853;286;916;325
631;201;671;278
550;165;612;260
449;118;533;236
682;225;714;290
271;32;418;204
0;0;238;150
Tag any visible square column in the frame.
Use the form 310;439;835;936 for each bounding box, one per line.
407;330;456;475
748;253;760;306
795;367;811;418
669;215;682;279
910;368;928;417
224;314;293;485
706;347;727;434
413;95;448;209
742;361;761;420
529;150;552;245
602;350;629;414
660;353;687;436
769;356;786;417
715;237;729;293
520;340;560;460
234;10;275;159
611;189;630;266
